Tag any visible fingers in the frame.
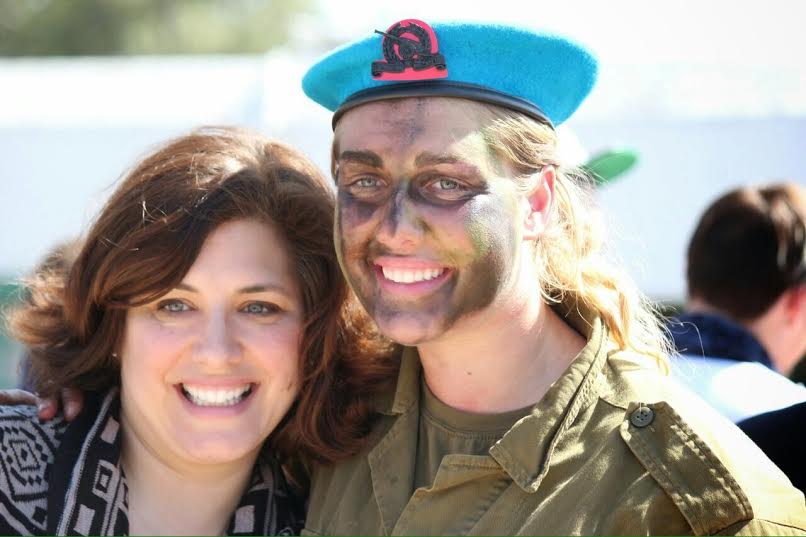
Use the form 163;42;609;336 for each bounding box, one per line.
62;387;85;421
37;396;59;421
0;387;85;421
0;388;38;407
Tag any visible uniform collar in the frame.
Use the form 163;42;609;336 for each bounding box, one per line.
377;345;421;416
489;306;609;493
377;300;611;493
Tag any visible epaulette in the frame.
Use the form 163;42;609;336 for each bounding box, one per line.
619;401;752;535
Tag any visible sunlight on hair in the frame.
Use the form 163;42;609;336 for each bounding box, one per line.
480;108;672;371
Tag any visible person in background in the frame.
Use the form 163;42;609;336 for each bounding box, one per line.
1;127;393;535
791;354;806;383
669;183;806;422
738;401;806;493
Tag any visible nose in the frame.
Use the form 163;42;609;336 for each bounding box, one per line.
192;310;242;368
376;187;425;252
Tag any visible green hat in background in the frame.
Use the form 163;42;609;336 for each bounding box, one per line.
582;148;639;186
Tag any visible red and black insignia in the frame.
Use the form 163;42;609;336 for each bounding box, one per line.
371;19;448;81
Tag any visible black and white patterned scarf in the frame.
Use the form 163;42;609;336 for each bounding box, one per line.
0;389;304;535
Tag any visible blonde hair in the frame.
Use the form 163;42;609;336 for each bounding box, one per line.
480;106;670;368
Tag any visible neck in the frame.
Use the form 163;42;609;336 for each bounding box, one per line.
744;299;800;375
120;419;257;536
418;281;586;414
685;299;737;321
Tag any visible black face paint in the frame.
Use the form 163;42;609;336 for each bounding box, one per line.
385;184;407;237
333;97;528;345
340;182;521;343
339;188;380;225
406;177;481;208
439;194;519;329
386;98;428;148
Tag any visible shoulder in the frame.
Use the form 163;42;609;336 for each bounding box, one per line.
0;404;68;461
306;415;395;535
0;405;68;534
231;451;307;536
598;351;806;534
272;458;307;536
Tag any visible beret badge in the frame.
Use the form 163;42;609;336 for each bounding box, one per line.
371;19;448;81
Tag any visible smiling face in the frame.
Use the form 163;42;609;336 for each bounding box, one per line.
333;98;534;345
119;218;302;469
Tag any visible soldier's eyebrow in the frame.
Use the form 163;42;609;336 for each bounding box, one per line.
415;151;483;176
338;150;383;168
415;152;462;167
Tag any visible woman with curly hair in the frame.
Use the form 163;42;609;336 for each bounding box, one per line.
2;127;394;535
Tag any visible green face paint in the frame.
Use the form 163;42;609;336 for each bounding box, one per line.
333;98;526;345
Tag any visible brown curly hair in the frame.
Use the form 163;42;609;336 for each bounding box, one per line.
7;127;397;464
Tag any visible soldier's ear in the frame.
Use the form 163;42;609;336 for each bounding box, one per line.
522;166;555;240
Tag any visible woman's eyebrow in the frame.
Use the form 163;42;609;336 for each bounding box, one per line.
237;283;290;295
175;283;198;293
174;283;290;294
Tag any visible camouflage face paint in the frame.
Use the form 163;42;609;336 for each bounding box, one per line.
388;97;428;148
333;98;525;345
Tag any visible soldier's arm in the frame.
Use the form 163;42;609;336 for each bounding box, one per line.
716;518;806;536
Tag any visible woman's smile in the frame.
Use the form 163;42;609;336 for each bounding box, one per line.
179;383;254;407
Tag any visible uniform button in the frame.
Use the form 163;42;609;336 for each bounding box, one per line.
630;406;655;428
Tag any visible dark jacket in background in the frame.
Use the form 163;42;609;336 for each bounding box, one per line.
739;402;806;493
668;312;772;368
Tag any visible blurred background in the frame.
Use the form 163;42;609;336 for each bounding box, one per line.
1;0;805;388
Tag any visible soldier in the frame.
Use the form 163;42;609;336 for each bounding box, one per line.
300;19;805;534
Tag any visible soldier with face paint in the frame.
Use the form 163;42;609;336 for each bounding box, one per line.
301;20;806;535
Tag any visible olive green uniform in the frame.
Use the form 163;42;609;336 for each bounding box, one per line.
304;311;806;535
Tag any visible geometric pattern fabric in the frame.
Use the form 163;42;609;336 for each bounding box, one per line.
0;389;304;535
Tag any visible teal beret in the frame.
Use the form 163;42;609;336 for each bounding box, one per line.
302;19;598;129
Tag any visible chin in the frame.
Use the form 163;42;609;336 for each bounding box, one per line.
175;434;262;465
374;312;444;346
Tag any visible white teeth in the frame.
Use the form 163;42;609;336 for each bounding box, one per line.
381;267;445;284
182;384;251;407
